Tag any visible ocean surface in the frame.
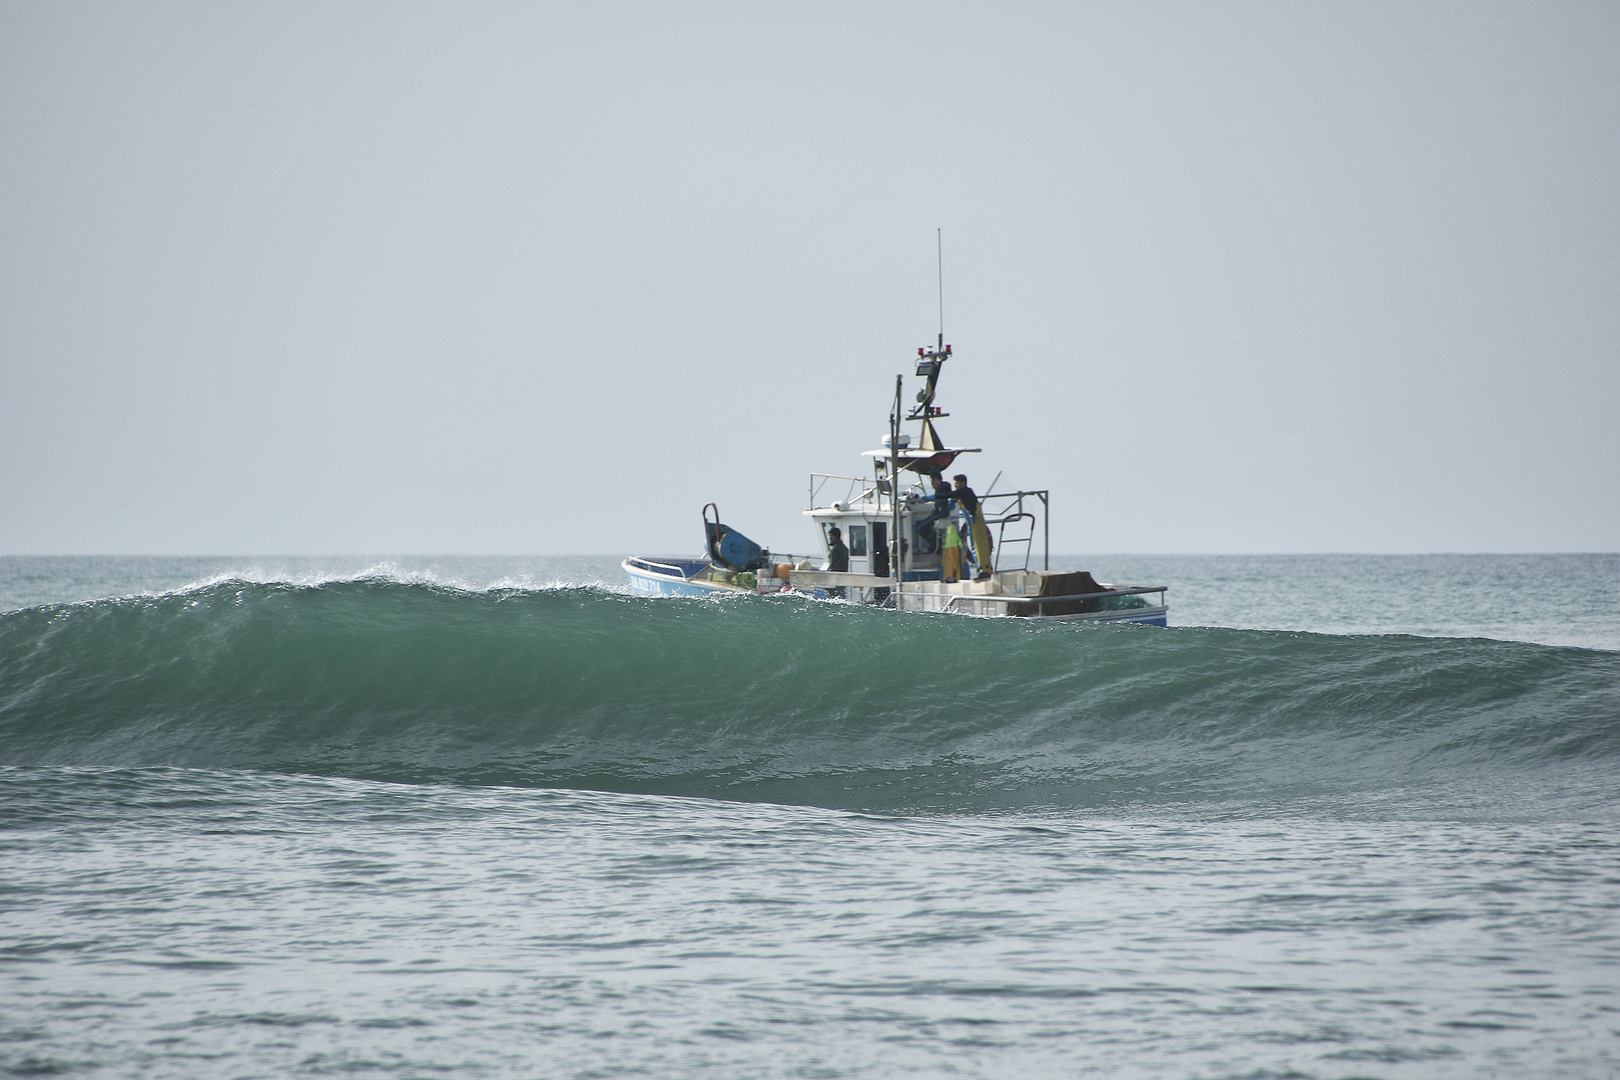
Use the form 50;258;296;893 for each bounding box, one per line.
1;554;1616;1079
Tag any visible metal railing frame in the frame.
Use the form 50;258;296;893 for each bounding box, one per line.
809;473;891;513
808;480;1054;576
978;490;1049;572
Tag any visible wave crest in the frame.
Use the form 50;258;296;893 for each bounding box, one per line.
2;580;1616;811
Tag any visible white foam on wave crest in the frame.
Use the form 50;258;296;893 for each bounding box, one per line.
0;555;634;613
6;554;1618;650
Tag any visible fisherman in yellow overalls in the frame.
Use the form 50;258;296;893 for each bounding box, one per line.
952;474;994;580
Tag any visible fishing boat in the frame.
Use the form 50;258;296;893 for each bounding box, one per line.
624;334;1168;625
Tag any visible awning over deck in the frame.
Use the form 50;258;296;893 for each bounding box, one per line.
860;445;980;474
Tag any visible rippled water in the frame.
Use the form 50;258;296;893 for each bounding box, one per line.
6;773;1616;1079
1;556;1616;1078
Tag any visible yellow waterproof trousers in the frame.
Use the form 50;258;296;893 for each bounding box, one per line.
968;513;993;576
941;523;963;582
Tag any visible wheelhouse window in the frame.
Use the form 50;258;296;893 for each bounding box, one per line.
847;525;868;557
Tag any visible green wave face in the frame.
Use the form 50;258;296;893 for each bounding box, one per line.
2;580;1616;812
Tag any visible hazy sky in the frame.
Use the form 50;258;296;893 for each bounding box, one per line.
3;2;1616;555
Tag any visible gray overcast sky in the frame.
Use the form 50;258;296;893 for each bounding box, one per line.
2;2;1616;555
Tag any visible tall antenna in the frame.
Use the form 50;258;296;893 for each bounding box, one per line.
936;228;944;349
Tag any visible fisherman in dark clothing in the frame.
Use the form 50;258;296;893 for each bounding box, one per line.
826;526;850;572
923;474;954;522
825;525;849;598
914;473;955;554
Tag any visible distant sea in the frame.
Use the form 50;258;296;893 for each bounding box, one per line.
2;554;1616;1079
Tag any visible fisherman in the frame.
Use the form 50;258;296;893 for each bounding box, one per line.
824;525;849;599
825;525;850;572
953;474;994;581
914;473;954;554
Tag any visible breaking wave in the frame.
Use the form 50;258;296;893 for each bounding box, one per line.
2;579;1616;812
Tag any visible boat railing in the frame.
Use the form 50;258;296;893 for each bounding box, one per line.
808;480;1051;574
978;490;1049;571
809;473;890;512
988;512;1037;573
